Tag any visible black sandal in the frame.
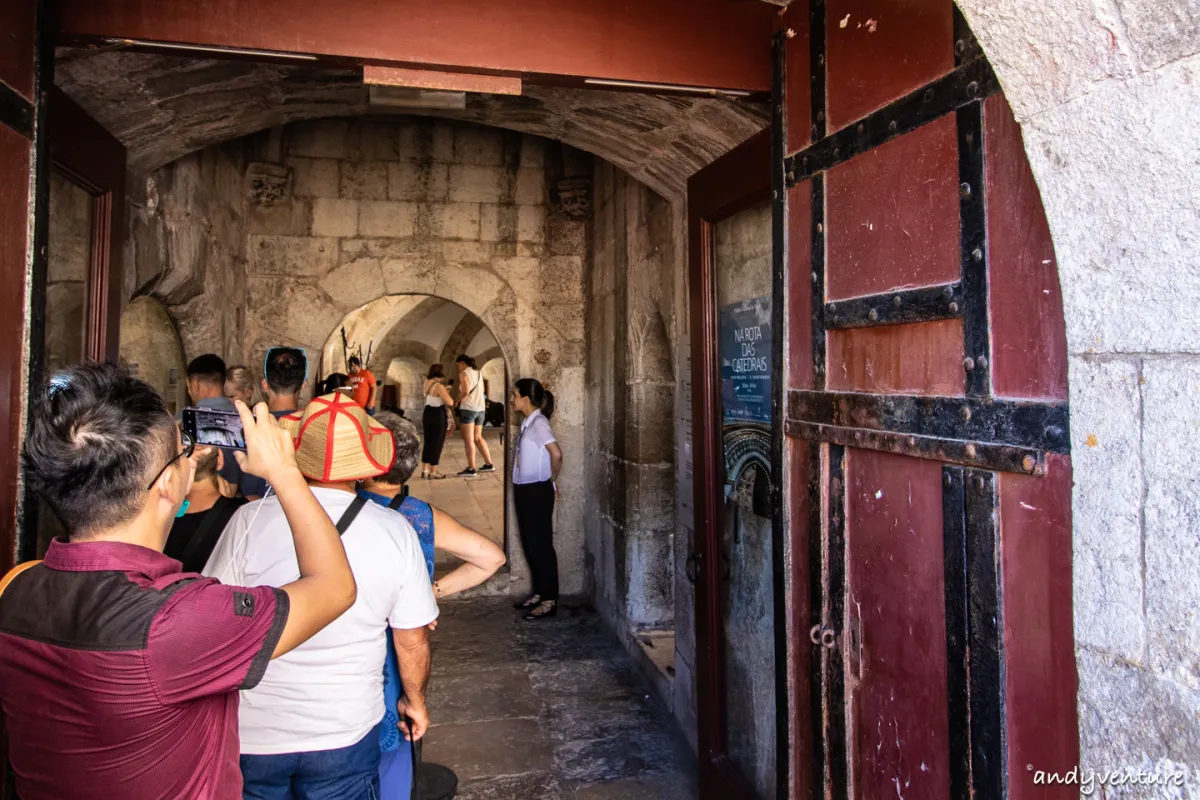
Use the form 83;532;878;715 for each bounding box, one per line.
523;601;557;621
513;594;540;610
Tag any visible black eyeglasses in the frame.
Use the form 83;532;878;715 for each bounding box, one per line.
146;430;196;491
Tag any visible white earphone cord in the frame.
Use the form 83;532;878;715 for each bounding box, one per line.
218;483;274;584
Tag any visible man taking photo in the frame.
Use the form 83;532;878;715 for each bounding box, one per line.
0;362;358;799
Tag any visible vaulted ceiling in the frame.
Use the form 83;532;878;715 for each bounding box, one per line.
55;51;768;198
321;294;499;377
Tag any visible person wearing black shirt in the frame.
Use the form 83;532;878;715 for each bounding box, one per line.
164;448;247;573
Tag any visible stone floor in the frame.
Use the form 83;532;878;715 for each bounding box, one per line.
408;429;506;564
424;598;698;799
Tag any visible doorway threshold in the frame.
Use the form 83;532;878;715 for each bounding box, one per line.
631;627;676;714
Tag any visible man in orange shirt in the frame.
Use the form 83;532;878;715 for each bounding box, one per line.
347;356;378;416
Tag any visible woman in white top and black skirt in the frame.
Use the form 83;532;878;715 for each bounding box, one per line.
510;378;563;620
420;364;455;479
455;354;496;478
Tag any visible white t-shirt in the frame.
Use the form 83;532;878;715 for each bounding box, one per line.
203;488;439;755
459;368;486;412
512;410;556;485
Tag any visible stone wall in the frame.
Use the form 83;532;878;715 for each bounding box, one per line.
118;296;188;416
588;161;691;741
957;0;1200;780
45;173;92;374
124;140;249;363
124;116;593;596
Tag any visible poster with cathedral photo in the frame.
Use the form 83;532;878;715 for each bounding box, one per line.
719;295;772;425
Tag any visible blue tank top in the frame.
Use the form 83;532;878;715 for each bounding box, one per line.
358;490;435;753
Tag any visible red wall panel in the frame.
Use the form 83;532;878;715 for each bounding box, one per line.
58;0;775;93
984;93;1069;401
782;1;813;156
788;181;815;391
845;449;951;800
827;319;964;396
0;0;36;102
825;0;953;132
999;455;1078;799
788;437;815;800
826;115;960;301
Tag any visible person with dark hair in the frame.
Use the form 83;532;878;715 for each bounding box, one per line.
0;362;358;799
185;353;243;489
164;447;247;573
359;412;505;798
420;364;455;480
510;378;562;620
241;346;310;500
187;353;233;411
348;355;379;415
323;371;350;396
454;354;494;478
262;346;307;403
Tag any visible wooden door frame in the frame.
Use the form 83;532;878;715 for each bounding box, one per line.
15;89;126;566
48;86;126;363
688;127;785;798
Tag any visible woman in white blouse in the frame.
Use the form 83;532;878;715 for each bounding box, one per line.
510;378;563;620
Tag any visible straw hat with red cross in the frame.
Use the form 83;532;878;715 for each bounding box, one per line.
278;392;395;482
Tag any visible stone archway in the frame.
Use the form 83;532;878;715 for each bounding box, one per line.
322;293;507;418
323;291;526;587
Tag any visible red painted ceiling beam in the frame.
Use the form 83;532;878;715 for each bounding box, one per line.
55;0;776;92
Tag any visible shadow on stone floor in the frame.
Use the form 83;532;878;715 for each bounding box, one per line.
424;598;698;799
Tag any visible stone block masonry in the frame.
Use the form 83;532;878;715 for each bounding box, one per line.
127;116;592;597
587;161;689;748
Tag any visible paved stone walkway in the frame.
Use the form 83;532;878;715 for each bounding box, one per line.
408;429;505;566
424;598;698;799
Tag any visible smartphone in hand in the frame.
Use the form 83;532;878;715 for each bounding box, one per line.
181;407;249;451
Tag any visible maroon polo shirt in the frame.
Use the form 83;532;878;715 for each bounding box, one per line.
0;539;289;800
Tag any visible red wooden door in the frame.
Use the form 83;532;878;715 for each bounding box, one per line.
1;0;49;793
773;2;1078;799
0;0;49;575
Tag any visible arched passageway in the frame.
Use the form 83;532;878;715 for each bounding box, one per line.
0;0;1193;796
322;293;509;577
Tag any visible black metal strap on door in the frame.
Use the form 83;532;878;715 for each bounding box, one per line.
942;467;1007;799
0;83;33;139
786;390;1069;475
770;25;793;800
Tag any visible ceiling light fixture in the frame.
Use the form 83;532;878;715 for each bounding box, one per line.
105;38;319;61
583;78;753;98
367;85;467;110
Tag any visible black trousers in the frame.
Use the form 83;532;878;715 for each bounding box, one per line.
421;406;447;465
514;480;558;601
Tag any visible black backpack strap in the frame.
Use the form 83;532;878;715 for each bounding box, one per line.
336;495;369;536
387;492;405;510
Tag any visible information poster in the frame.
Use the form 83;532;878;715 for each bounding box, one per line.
719;295;772;424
